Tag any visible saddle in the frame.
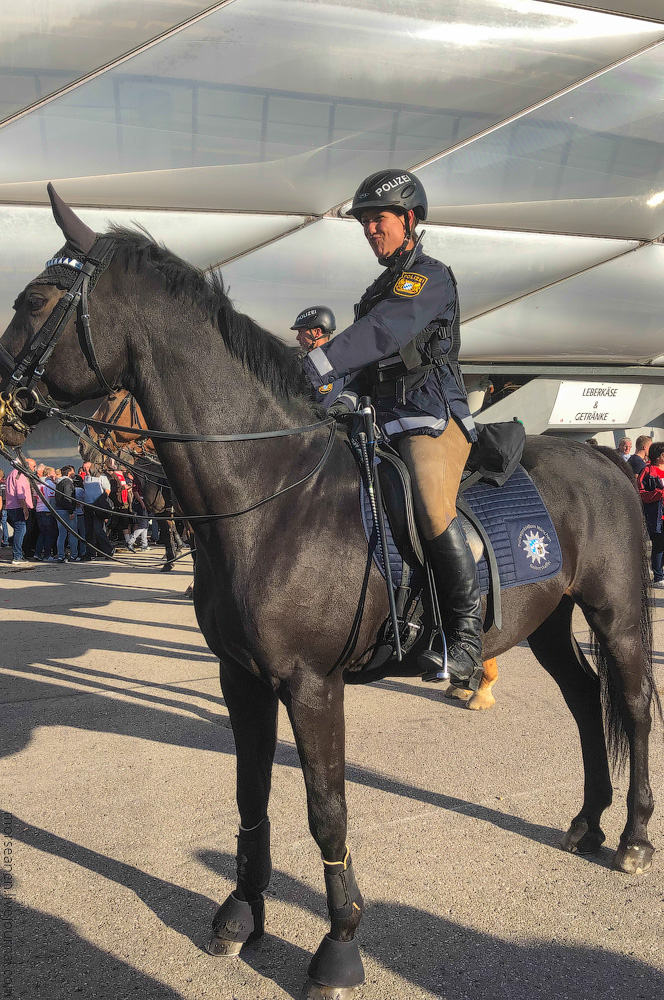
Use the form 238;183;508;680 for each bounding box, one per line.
372;449;503;631
354;421;563;674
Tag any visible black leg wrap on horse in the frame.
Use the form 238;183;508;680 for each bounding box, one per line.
308;936;365;989
309;851;365;985
236;818;272;899
206;819;270;956
208;892;265;954
323;853;363;924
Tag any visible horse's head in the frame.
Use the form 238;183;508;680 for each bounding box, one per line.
79;389;155;468
0;185;131;444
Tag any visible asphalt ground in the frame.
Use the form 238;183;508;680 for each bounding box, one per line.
1;553;663;1000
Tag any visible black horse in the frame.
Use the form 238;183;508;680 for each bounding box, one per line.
0;191;659;999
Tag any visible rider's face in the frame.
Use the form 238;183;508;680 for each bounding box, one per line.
296;327;327;351
360;208;412;259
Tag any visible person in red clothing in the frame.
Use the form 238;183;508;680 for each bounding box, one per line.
637;441;664;587
104;458;133;547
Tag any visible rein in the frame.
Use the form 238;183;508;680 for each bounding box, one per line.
42;401;334;443
1;233;338;521
1;421;336;525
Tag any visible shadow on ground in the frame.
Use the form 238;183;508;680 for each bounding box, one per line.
11;841;660;1000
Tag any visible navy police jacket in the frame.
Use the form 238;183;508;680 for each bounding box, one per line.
302;244;476;443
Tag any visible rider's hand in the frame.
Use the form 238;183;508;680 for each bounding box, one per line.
327;401;354;420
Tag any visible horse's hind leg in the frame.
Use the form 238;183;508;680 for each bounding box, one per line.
207;661;278;957
578;595;655;874
527;596;613;856
283;674;365;999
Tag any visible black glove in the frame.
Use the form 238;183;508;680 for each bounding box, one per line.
327;401;354;420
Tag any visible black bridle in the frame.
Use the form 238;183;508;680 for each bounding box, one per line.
0;236;117;403
0;234;337;520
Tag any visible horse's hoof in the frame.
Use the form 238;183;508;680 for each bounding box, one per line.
307;985;357;1000
307;936;364;994
466;690;495;711
207;892;264;957
560;819;605;855
613;841;654;875
206;934;243;957
445;684;473;702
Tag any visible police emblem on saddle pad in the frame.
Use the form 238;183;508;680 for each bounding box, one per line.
393;272;428;297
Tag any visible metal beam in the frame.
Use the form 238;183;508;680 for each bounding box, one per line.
461;363;664;383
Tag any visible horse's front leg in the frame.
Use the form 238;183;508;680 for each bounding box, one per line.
207;660;278;956
284;673;365;1000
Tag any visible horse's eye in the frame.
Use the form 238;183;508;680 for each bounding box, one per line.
26;293;46;312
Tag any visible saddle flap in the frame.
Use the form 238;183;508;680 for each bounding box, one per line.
375;449;425;567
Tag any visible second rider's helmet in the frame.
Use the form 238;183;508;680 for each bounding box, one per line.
290;306;336;335
345;169;428;223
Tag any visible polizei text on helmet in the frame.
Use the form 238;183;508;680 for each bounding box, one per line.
375;175;410;196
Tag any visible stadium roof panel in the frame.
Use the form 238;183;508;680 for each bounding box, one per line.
0;1;219;123
0;0;662;366
554;2;663;20
418;42;664;240
461;242;664;362
0;203;307;332
0;0;661;217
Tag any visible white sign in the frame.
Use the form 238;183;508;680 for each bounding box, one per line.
548;382;641;426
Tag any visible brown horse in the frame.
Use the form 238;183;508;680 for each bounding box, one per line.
79;389;191;573
79;389;154;469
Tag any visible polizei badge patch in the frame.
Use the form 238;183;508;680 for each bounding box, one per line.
393;272;428;297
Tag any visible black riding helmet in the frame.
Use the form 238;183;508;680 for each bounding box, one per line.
345;169;428;223
290;306;336;334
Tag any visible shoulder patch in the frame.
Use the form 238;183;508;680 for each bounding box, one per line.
318;383;333;394
393;271;428;297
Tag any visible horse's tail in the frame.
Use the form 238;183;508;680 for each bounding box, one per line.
589;451;662;770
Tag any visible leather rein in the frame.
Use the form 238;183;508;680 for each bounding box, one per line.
0;235;336;520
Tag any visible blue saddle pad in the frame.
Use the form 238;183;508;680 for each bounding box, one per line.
360;463;562;595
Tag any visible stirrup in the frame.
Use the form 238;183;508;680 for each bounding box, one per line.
418;648;448;683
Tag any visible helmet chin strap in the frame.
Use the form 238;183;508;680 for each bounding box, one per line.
378;211;414;269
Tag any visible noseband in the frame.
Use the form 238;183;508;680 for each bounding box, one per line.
0;236;116;429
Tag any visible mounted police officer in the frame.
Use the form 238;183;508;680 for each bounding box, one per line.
301;169;482;689
292;305;351;409
291;306;336;353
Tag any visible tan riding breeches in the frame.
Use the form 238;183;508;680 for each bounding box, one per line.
397;419;471;541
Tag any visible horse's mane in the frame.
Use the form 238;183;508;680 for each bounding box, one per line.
107;226;312;402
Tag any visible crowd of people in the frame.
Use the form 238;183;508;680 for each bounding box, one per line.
0;459;155;565
584;434;664;588
632;436;664;588
4;432;664;588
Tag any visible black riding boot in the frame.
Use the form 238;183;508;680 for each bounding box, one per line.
419;517;483;689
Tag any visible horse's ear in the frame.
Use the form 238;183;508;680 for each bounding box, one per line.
47;183;96;255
